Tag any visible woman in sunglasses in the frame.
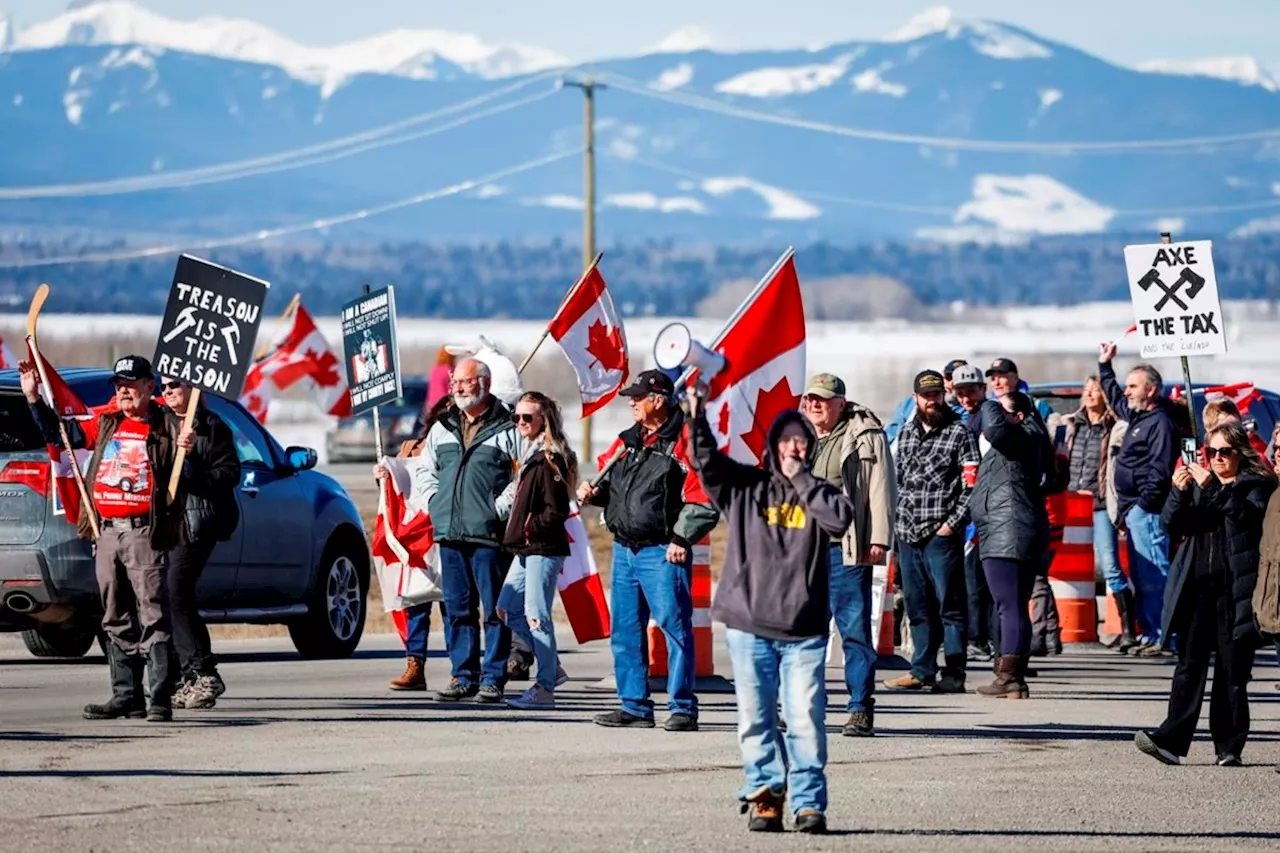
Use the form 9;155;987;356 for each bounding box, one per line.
496;391;576;710
1135;422;1276;766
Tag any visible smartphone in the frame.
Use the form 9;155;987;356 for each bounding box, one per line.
1180;437;1197;468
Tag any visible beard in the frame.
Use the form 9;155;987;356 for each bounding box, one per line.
453;392;486;412
919;404;948;428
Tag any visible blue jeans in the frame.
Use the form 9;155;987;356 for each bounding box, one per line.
497;554;563;692
725;628;828;816
1125;506;1171;645
438;543;511;688
828;548;875;713
402;601;439;661
1093;508;1126;595
898;533;967;681
610;543;697;719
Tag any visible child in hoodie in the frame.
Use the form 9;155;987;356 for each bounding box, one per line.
687;399;854;835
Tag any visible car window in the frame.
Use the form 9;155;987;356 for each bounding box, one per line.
214;404;273;468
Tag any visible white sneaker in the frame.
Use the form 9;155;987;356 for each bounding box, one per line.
555;665;570;687
507;684;556;710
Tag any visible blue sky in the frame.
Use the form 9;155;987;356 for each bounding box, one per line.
5;1;1279;70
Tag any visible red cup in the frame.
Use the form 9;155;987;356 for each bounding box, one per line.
962;461;978;488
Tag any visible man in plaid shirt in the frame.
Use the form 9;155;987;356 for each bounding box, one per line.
885;370;980;694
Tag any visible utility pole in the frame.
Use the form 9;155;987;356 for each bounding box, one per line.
564;75;603;466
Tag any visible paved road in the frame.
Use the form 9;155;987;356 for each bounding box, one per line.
2;632;1279;851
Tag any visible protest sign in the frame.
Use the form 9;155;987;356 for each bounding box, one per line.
341;285;402;416
1124;239;1226;359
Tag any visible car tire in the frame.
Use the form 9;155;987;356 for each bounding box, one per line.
21;619;99;658
288;536;368;659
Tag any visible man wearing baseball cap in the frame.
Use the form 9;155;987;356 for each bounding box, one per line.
886;370;980;693
801;373;895;737
579;370;719;732
949;364;996;661
20;354;191;722
886;360;972;445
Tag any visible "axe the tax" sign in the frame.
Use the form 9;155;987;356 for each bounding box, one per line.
153;255;270;398
1124;239;1226;359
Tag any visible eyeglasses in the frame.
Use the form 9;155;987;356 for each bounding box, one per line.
511;413;537;424
160;381;184;391
1205;446;1239;459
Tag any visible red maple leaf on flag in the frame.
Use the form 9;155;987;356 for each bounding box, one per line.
584;320;627;373
717;402;732;439
309;349;342;388
738;377;799;463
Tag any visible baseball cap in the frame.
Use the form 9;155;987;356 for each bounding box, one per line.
914;370;945;394
619;369;675;398
804;373;846;400
943;358;968;378
985;357;1019;377
112;355;154;383
951;364;986;388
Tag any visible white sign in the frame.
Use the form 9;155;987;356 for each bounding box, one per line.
1124;240;1226;358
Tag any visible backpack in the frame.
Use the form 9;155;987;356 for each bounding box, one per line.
1253;489;1280;637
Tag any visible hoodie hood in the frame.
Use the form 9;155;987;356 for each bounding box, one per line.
765;410;819;473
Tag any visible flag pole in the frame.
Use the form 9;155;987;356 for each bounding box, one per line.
1160;231;1200;445
677;246;796;388
516;251;605;376
254;292;301;361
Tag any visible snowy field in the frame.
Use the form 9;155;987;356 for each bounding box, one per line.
5;300;1277;462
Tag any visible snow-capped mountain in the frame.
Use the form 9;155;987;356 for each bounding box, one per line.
0;2;1278;246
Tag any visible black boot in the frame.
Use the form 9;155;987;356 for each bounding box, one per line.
145;643;177;722
83;643;147;720
1116;589;1140;654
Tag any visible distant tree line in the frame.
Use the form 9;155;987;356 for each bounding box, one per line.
2;233;1279;319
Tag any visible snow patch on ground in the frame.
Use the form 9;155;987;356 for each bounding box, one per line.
1232;216;1280;238
851;65;908;97
1137;56;1278;91
521;194;583;211
701;177;821;220
968;22;1052;60
605;192;707;214
651;63;694;92
472;184;505;198
1150;217;1186;234
951;174;1115;234
1039;88;1062;109
883;6;958;42
714;50;861;98
650;26;717;54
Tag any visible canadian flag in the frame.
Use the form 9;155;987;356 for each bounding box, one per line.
559;503;611;643
0;337;16;369
1204;381;1262;415
695;250;806;466
24;340;94;525
370;456;441;612
240;300;351;423
547;265;629;418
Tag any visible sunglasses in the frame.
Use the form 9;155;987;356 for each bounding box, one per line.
1205;446;1239;459
160;381;185;391
511;413;538;425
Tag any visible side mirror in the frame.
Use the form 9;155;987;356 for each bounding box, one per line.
284;446;318;472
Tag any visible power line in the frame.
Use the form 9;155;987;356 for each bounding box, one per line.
0;73;561;199
0;148;580;269
600;72;1280;155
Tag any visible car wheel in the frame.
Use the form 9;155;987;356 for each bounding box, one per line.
21;618;99;658
288;537;368;659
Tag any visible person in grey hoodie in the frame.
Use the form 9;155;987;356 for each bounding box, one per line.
688;399;854;836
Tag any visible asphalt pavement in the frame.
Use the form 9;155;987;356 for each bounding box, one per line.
3;631;1280;852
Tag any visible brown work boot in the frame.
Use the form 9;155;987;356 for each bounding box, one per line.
389;657;426;691
741;787;785;832
882;673;934;691
977;655;1030;699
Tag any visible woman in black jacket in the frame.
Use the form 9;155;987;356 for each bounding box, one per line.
1135;422;1275;766
973;392;1052;699
497;391;576;711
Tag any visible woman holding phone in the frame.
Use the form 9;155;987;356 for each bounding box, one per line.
1135;422;1275;766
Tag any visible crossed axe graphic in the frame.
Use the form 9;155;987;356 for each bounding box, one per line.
1136;267;1206;311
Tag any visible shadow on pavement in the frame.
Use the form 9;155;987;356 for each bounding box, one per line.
843;828;1280;841
0;768;346;780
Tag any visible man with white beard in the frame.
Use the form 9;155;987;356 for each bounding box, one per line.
411;358;522;703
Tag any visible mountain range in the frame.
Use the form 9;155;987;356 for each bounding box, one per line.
1;1;1279;248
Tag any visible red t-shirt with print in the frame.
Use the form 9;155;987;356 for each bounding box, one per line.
92;418;153;519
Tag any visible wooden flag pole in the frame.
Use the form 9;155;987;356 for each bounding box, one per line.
25;283;100;540
254;292;301;361
1160;231;1200;445
516;251;605;376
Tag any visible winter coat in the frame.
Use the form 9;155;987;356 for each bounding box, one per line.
834;404;896;564
971;399;1051;563
502;443;571;557
1160;473;1274;643
1065;409;1117;510
411;396;521;546
180;406;240;543
1100;361;1178;520
689;409;854;641
590;408;719;550
1105;419;1129;526
1252;489;1280;636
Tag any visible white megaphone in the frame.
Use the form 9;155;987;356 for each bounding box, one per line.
653;322;726;378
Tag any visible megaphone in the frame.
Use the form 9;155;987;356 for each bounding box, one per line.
653;322;726;378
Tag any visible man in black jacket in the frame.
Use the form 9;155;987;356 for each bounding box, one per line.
578;371;719;732
1098;342;1178;654
688;400;853;834
159;378;241;710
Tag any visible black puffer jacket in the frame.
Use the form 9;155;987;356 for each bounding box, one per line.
182;407;241;542
972;399;1051;562
1161;473;1275;642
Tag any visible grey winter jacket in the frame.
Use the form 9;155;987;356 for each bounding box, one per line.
972;399;1051;563
689;409;854;641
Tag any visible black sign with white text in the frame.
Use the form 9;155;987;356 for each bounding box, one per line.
341;285;402;415
153;255;270;398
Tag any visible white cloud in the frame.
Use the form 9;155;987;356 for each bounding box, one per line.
651;63;694;92
952;174;1115;234
714;50;861;98
650;26;717;54
701;177;821;220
